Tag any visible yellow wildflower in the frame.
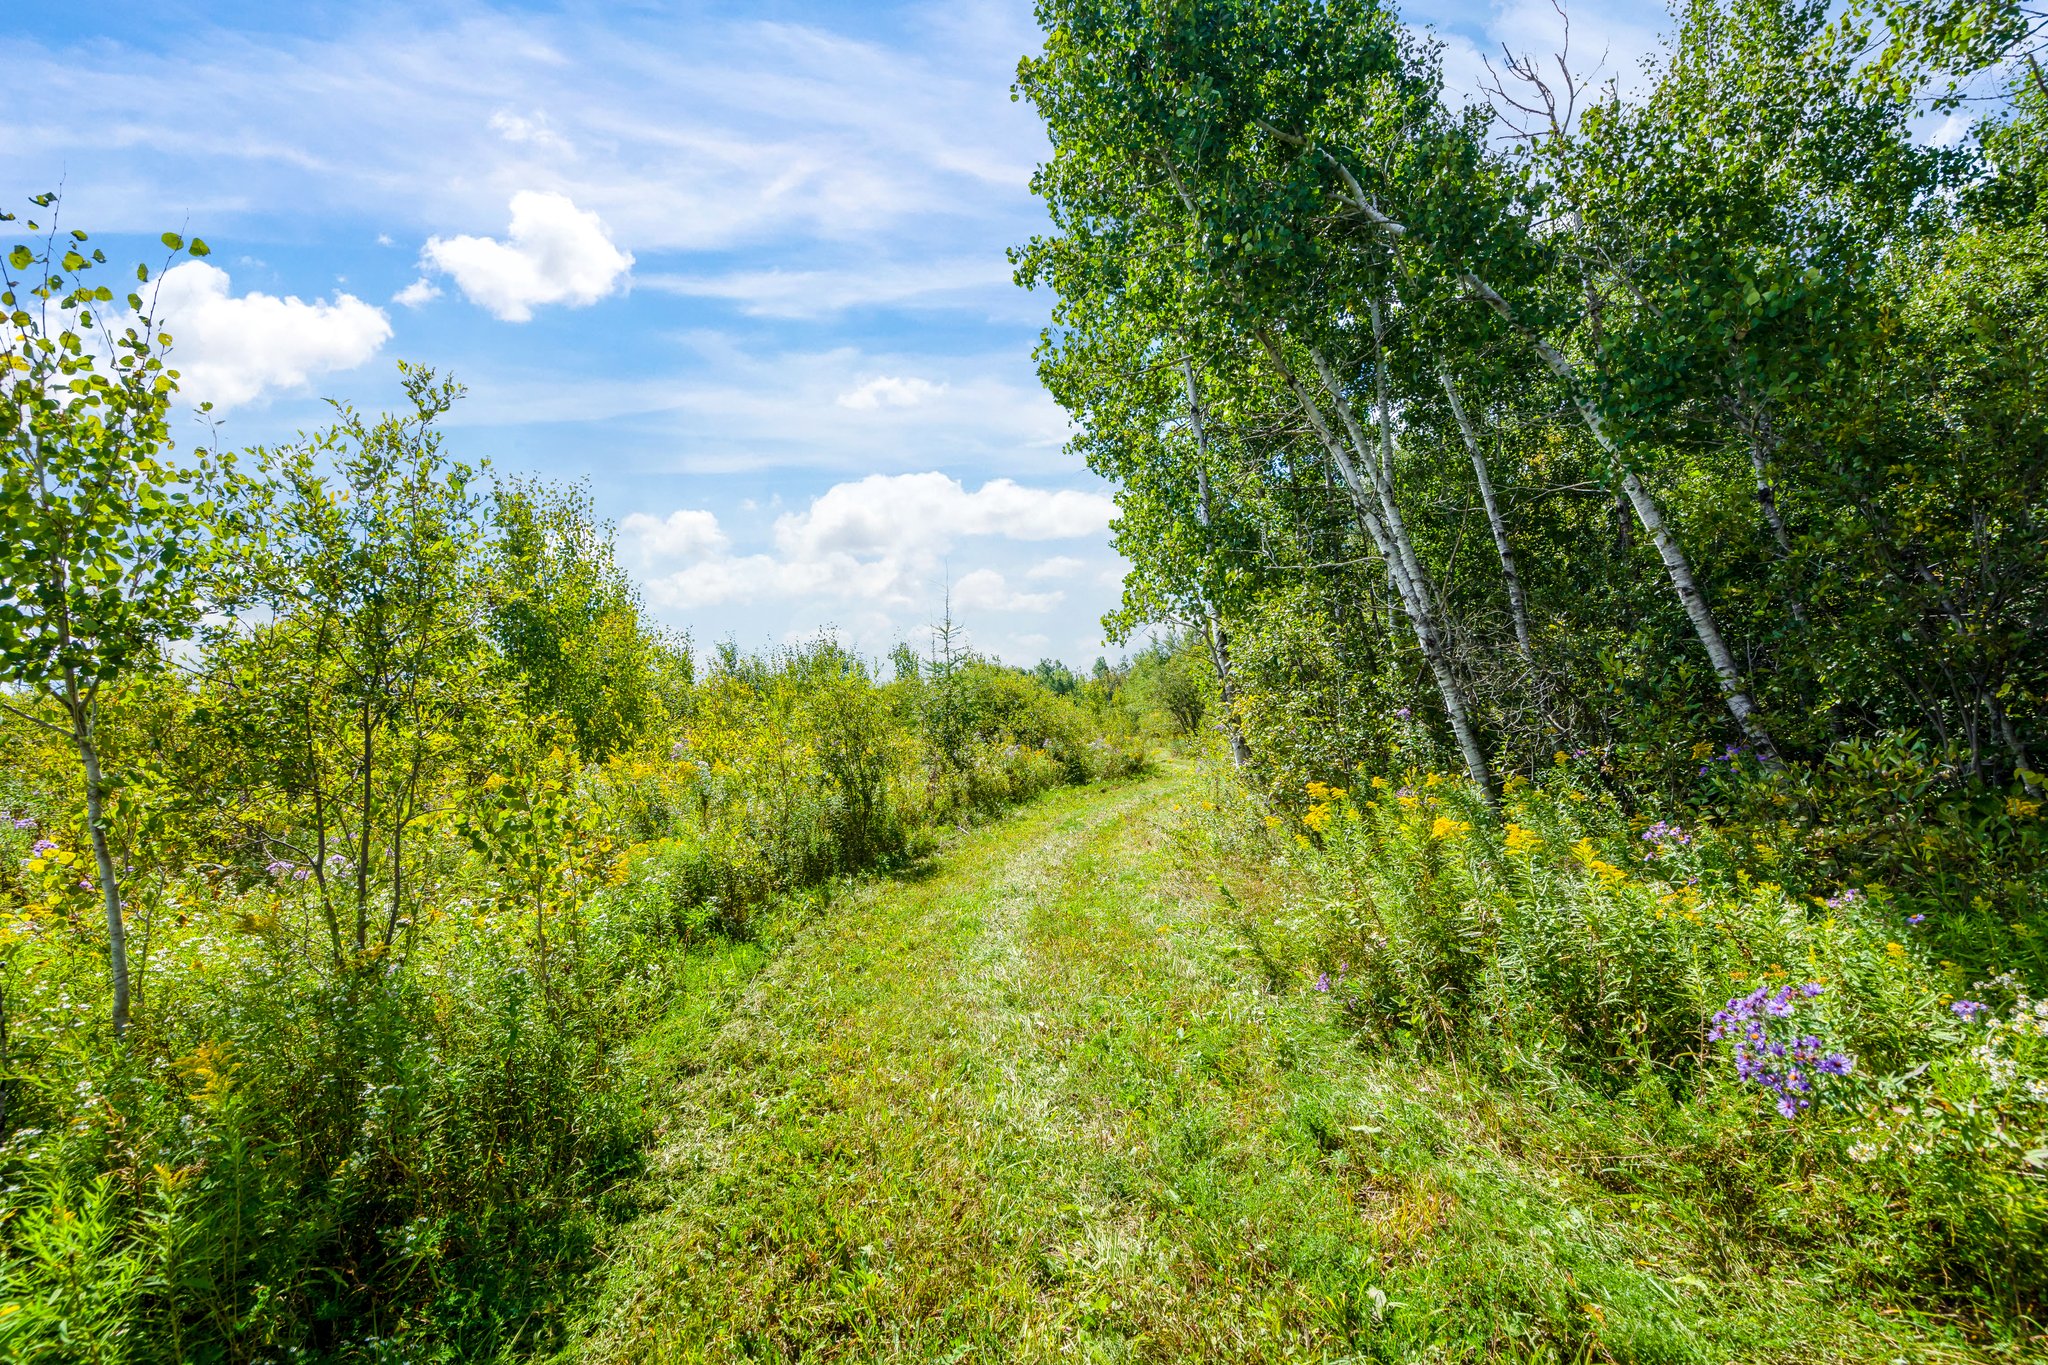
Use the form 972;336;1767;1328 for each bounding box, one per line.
1306;780;1332;802
1503;823;1543;856
1302;803;1333;833
1884;942;1907;960
2007;796;2041;819
1431;815;1471;841
1370;775;1390;790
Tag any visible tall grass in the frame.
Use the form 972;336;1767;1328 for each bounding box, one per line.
0;641;1146;1362
1184;749;2048;1332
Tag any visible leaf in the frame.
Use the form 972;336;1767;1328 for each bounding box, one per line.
188;238;211;258
160;232;184;251
6;246;30;270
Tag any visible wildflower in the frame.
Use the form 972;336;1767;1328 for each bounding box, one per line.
1503;824;1543;856
30;839;56;856
1823;888;1863;911
1709;983;1848;1118
1952;999;1987;1021
292;868;312;882
1431;815;1470;841
1905;914;1925;925
1394;708;1412;721
1641;821;1692;846
2007;796;2042;819
12;818;34;830
1313;972;1331;993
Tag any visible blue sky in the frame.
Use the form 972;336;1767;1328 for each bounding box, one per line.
4;0;1674;668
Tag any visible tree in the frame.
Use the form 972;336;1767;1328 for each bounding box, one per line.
486;478;688;759
208;366;496;965
0;201;223;1035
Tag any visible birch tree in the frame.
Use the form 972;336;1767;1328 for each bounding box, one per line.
0;202;224;1036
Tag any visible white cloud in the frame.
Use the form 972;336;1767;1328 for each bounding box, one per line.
421;190;633;322
393;277;441;307
835;375;945;410
146;261;390;410
639;257;1012;318
636;472;1115;619
774;473;1114;560
488;109;572;155
620;507;730;561
1025;555;1086;581
953;568;1060;615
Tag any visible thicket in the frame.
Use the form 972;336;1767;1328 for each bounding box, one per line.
0;204;1146;1360
1019;0;2048;1339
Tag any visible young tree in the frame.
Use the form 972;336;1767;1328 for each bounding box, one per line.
0;201;222;1035
208;366;496;964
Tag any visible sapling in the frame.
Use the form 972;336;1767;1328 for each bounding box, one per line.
0;197;223;1036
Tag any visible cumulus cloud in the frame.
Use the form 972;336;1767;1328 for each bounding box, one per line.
953;568;1060;615
421;191;633;322
144;261;391;410
1025;555;1087;581
620;507;730;561
835;375;945;410
774;473;1114;560
629;472;1115;616
392;277;441;307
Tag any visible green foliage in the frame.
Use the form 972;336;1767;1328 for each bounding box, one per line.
485;480;687;760
0;198;228;1035
1184;751;2048;1327
0;508;1132;1363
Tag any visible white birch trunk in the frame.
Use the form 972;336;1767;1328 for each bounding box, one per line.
1439;367;1534;661
1455;272;1783;766
1181;359;1253;769
1257;332;1494;799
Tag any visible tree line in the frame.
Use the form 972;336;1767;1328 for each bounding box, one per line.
1014;0;2047;805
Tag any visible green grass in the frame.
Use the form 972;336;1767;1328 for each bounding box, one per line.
559;770;2009;1363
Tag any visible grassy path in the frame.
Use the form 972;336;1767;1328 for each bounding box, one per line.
564;772;1967;1364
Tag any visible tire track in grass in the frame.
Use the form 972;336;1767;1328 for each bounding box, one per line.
566;770;1943;1365
568;775;1182;1364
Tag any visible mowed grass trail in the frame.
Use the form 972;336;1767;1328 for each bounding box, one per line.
564;772;1971;1364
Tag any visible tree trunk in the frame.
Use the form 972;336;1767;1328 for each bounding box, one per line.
69;681;129;1038
1439;367;1533;661
1258;331;1494;800
1181;359;1253;769
1455;272;1782;766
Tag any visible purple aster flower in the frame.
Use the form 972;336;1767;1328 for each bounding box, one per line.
1800;982;1824;998
30;839;56;856
12;818;34;830
1952;999;1987;1021
1394;708;1412;721
265;860;293;877
1818;1053;1853;1076
1905;914;1925;925
291;867;312;882
78;879;94;892
1312;972;1331;993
